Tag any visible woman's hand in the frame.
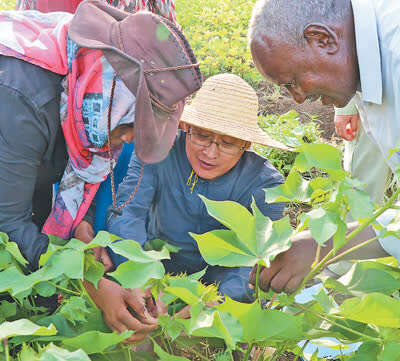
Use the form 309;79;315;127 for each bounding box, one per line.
84;278;158;343
74;220;113;271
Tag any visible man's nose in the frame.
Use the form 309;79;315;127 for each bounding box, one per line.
288;87;307;104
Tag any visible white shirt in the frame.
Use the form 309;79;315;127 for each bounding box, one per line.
351;0;400;260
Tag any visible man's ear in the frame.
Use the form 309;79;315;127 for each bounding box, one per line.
303;23;339;55
244;142;251;151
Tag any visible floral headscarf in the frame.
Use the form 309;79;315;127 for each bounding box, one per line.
0;10;135;238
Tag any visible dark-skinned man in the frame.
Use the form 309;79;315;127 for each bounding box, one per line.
247;0;400;294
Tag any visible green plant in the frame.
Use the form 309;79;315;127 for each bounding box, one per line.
0;0;15;10
253;110;323;176
176;0;262;86
1;143;400;361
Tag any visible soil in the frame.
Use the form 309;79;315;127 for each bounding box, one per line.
256;82;339;143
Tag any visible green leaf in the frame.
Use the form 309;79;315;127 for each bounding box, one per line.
338;293;400;327
35;281;57;297
153;341;190;361
379;342;400;361
0;319;57;338
158;315;185;341
5;241;28;266
109;260;165;289
191;230;256;267
199;195;256;252
192;201;293;268
345;188;375;219
59;297;90;326
0;300;16;322
62;330;132;354
109;240;170;263
294;144;343;172
265;170;311;203
189;305;242;349
307;208;337;245
218;297;303;343
39;344;91;361
83;254;104;289
338;262;400;297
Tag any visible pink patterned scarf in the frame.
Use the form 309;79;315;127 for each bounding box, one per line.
0;10;135;238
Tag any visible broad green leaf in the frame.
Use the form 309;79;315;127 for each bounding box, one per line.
59;297;90;326
338;293;400;327
0;319;56;338
0;250;12;270
307;208;337;245
313;288;337;314
164;278;216;305
109;240;170;263
46;249;84;280
5;241;28;265
35;281;57;297
39;344;91;361
0;300;16;322
83;254;104;289
199;195;256;252
379;342;400;361
191;230;256;267
252;202;294;267
348;342;381;361
188;304;242;349
153;341;190;361
338;262;400;297
193;204;293;268
265;170;311;203
158;315;185;341
109;260;165;289
62;330;131;354
19;343;39;361
345;188;375;219
218;297;303;343
294;144;343;173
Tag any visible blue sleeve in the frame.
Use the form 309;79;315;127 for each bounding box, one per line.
253;160;285;221
106;152;157;266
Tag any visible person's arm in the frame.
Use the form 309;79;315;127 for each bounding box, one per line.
0;83;54;269
334;98;360;141
249;223;389;294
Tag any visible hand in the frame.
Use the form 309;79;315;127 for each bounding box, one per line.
249;233;322;294
74;221;113;272
334;113;360;141
84;278;158;343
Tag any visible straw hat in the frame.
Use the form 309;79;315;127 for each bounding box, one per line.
181;74;289;150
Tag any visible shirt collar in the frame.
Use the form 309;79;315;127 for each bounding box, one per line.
351;0;382;104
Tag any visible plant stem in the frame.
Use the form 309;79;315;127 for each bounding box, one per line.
295;185;400;296
77;279;98;310
243;343;254;361
3;338;9;361
325;237;378;266
312;245;321;268
48;281;80;296
255;264;261;303
293;303;382;343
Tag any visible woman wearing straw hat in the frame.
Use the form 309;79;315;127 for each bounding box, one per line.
106;73;287;302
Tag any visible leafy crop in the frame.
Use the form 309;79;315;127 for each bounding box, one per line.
254;110;323;176
176;0;262;86
0;144;399;361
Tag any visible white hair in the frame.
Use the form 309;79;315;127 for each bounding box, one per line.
248;0;350;46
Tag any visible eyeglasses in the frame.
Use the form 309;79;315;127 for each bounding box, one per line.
187;128;247;156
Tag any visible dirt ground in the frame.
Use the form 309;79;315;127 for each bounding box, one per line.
256;82;339;143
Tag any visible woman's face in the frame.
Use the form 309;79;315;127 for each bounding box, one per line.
109;124;134;148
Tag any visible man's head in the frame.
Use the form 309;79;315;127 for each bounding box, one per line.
181;74;288;180
248;0;359;108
